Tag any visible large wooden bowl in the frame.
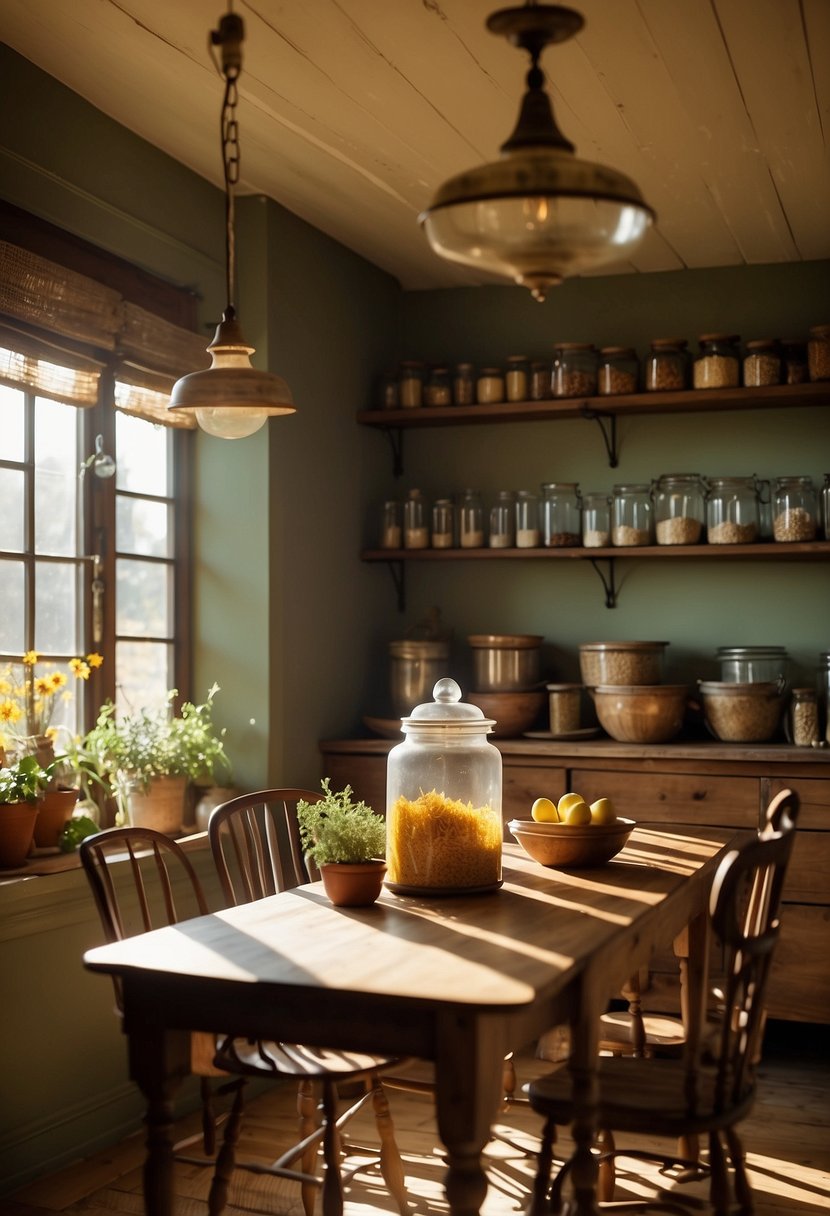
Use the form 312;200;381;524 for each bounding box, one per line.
467;689;546;737
593;684;688;743
508;817;635;868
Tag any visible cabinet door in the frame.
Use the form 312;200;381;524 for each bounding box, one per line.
502;763;567;823
766;904;830;1023
570;769;759;827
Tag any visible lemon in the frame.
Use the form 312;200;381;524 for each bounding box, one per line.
590;797;617;825
531;796;560;823
557;791;585;817
564;800;592;826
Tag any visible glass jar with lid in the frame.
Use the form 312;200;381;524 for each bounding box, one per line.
385;677;503;896
515;490;540;548
808;323;830;382
705;476;761;545
379;499;402;549
743;340;781;387
403;488;430;549
423;365;452;407
822;473;830;540
398;360;426;408
541;482;581;547
431;497;455;549
505;355;530;402
781;340;809;385
476;366;505;404
529;360;551;401
582;492;611;548
693;334;741;389
644;338;688;391
552;343;598;398
653;474;706;545
489;490;515;548
772;476;817;542
453;362;475;405
459;488;485;548
597;347;638;396
787;688;820;747
611;484;652;546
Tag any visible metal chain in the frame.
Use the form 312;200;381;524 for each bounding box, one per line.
221;73;240;312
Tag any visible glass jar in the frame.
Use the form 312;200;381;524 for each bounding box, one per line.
743;340;781;387
693;334;741;389
611;483;652;547
529;360;551;401
787;688;819;747
772;476;817;542
781;339;809;385
644;338;688;391
379;499;402;549
653;474;706;545
705;476;760;545
515;490;540;548
582;492;611;548
403;488;429;549
453;362;476;405
489;490;515;548
459;488;485;548
808;323;830;382
398;360;426;408
541;482;581;547
505;355;530;402
822;473;830;540
819;651;830;744
597;346;638;396
385;677;503;896
376;369;399;410
552;343;598;398
431;497;455;549
476;366;505;404
423;365;452;407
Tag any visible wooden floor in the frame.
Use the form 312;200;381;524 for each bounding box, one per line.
6;1023;829;1216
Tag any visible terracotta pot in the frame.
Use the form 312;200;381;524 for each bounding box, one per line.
125;776;187;835
33;788;79;849
319;860;386;907
0;802;40;869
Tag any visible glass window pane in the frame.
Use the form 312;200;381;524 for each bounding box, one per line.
0;384;24;460
0;559;25;651
117;497;171;558
116;640;171;714
0;468;25;552
116;412;169;497
35;562;78;652
35;399;79;556
116;558;171;636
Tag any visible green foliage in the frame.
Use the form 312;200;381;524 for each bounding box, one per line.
58;814;101;853
297;778;386;865
0;754;51;805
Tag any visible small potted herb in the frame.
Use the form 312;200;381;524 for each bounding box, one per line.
0;755;51;868
297;779;387;907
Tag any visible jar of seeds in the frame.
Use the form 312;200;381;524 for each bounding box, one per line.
552;343;598;398
453;362;475;405
780;340;809;385
597;347;639;395
582;492;611;548
645;338;689;391
743;340;781;387
424;365;452;407
459;488;485;547
706;476;761;544
505;355;530;402
404;488;430;548
693;334;741;389
399;360;426;408
476;366;505;404
515;490;540;547
788;688;819;747
529;360;551;400
653;474;706;545
772;476;817;542
541;482;581;547
380;499;402;549
612;484;652;546
489;490;516;548
808;323;830;381
431;498;455;548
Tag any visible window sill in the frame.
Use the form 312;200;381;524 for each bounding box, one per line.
0;828;208;883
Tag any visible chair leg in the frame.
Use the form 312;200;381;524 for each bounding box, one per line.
321;1080;345;1216
200;1077;218;1156
596;1127;616;1202
725;1125;754;1214
298;1078;322;1216
207;1080;245;1216
370;1075;409;1214
708;1130;732;1216
528;1113;556;1216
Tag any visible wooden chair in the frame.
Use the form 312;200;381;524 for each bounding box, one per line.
207;788;410;1216
526;787;799;1215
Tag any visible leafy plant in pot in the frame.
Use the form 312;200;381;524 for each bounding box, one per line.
297;779;387;907
0;755;51;868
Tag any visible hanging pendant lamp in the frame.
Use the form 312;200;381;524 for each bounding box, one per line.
169;8;295;439
420;3;655;301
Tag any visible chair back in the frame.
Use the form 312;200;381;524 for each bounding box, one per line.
208;788;323;907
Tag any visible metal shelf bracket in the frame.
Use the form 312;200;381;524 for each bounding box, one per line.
589;557;617;608
580;406;618;467
382;427;404;477
386;559;406;612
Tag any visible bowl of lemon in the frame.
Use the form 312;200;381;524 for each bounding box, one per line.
508;792;634;868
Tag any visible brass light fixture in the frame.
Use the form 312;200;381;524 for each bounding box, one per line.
169;7;295;439
420;3;655;301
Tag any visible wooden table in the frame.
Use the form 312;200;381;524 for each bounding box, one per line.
83;825;738;1216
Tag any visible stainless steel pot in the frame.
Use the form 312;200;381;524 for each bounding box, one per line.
468;634;542;691
389;640;450;717
716;646;789;684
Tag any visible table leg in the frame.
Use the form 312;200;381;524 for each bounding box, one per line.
568;975;601;1216
127;1025;191;1216
433;1012;505;1216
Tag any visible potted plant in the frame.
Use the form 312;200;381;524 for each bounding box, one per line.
0;754;51;868
297;779;387;907
0;650;104;769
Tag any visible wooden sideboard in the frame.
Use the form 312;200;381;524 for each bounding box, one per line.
319;737;830;1024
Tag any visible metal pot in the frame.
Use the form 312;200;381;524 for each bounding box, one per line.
468;634;542;691
716;646;789;684
389;639;450;717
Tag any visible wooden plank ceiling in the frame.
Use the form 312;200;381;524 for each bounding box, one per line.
1;0;828;290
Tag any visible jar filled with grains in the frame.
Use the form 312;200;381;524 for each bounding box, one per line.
399;360;426;408
529;360;551;400
611;484;652;547
380;499;402;549
772;476;817;542
515;490;541;548
459;488;485;548
705;476;761;545
788;688;820;747
743;340;781;387
541;482;582;547
453;362;476;405
822;473;830;540
653;474;707;545
552;343;598;398
476;366;505;405
582;492;611;548
423;365;452;407
693;334;741;390
431;497;455;549
808;323;830;381
403;488;430;549
505;355;530;402
781;340;809;385
377;369;399;410
597;346;639;396
645;338;689;391
489;490;516;548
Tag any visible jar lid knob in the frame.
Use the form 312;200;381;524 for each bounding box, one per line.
404;677;489;723
434;677;461;704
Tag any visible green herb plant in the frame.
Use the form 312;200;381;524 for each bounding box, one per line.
297;778;386;866
0;754;51;805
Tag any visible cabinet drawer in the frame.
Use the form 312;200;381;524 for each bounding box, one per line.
767;776;830;830
570;770;759;827
766;903;830;1023
786;831;830;904
502;763;567;823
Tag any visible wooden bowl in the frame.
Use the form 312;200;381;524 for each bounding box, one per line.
508;817;635;868
593;684;688;743
466;689;546;737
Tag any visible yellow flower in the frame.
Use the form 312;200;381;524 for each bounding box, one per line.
34;676;55;697
0;678;12;696
49;671;69;690
23;651;39;667
0;700;22;724
69;659;91;680
86;653;104;669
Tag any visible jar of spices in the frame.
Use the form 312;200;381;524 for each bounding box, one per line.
423;365;452;407
376;369;399;410
743;340;781;387
822;473;830;540
705;476;760;545
582;492;611;548
529;360;551;401
403;488;430;549
597;347;639;396
489;490;515;548
772;476;817;542
379;499;402;549
431;498;455;548
780;340;809;385
515;490;540;548
505;355;530;403
808;323;830;381
693;334;741;390
653;474;706;545
453;362;475;405
611;484;652;547
644;338;689;391
552;343;598;398
541;482;582;547
788;688;820;747
459;488;485;548
476;366;505;405
398;360;426;408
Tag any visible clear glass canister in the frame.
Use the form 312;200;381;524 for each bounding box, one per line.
529;360;551;401
772;476;817;542
505;355;530;402
597;347;639;396
552;343;598;398
541;482;582;547
743;340;781;387
398;360;426;408
787;688;819;747
822;473;830;540
431;497;455;548
808;323;830;382
459;488;485;548
403;488;430;549
453;362;475;405
582;492;611;548
477;366;505;404
515;490;540;548
705;476;760;545
693;334;741;389
489;490;515;548
611;483;652;547
423;365;452;407
379;499;402;549
376;369;399;410
385;677;503;896
653;474;706;545
645;338;688;391
781;340;809;385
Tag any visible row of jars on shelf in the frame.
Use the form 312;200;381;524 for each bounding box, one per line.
376;325;830;409
379;475;830;551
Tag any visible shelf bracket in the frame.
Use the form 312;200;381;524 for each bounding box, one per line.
589;557;618;609
580;406;618;467
382;427;404;477
386;559;406;612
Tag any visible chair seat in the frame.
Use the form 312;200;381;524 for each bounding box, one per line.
215;1036;403;1079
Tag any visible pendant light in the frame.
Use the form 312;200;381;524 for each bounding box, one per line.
420;3;655;301
169;7;295;439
